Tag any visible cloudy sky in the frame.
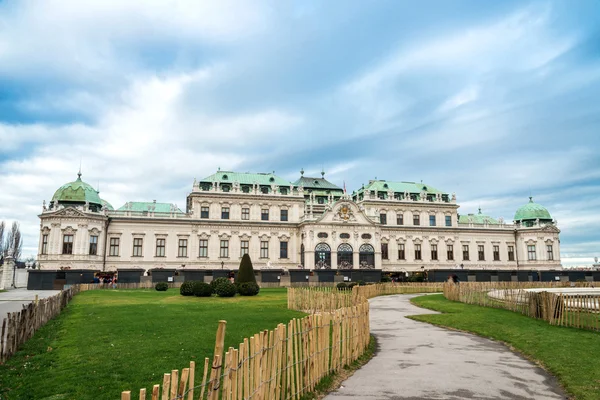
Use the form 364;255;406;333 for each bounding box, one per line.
1;0;599;266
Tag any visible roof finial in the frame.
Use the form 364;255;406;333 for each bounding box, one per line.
300;168;304;176
478;206;482;214
218;166;220;171
529;196;533;203
321;166;325;178
97;180;100;194
78;158;82;180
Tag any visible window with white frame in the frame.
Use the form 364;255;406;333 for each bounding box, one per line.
156;238;166;257
547;244;553;260
199;239;208;257
109;237;120;256
241;207;250;220
41;234;48;255
220;240;229;258
89;235;98;255
62;234;73;254
528;245;536;260
260;241;269;258
240;240;249;256
133;238;143;257
178;239;188;257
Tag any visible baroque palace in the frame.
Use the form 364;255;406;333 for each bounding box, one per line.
37;169;562;273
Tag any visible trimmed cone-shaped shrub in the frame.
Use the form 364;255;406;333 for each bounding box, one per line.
214;280;237;297
155;282;168;291
237;282;260;296
180;281;195;296
237;254;257;284
210;277;230;293
193;281;212;297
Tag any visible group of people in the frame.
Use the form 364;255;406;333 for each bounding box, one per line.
92;274;118;288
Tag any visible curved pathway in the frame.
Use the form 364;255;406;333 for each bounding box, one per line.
325;294;566;400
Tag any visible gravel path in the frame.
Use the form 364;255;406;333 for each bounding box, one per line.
324;294;566;400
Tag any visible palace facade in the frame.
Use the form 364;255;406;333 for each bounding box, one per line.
37;170;562;273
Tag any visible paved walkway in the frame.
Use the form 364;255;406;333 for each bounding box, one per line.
0;288;61;322
325;294;566;400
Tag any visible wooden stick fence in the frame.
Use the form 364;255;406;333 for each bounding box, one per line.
0;285;80;362
353;282;445;300
122;288;370;400
444;282;600;332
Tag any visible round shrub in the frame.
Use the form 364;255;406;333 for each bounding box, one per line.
380;276;392;283
214;280;237;297
237;282;260;296
336;282;348;291
180;281;195;296
155;282;168;291
211;277;231;293
357;280;366;286
348;282;358;290
193;281;212;297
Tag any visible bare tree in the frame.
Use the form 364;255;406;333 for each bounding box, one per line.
0;220;4;257
5;221;23;261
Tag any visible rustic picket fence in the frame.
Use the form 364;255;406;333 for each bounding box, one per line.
353;282;445;299
444;282;600;332
0;285;80;362
121;287;370;400
78;282;182;291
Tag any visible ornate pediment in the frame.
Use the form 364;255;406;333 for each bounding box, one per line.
53;207;88;218
316;201;375;226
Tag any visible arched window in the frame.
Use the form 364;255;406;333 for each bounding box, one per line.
314;243;331;270
337;243;353;269
300;243;305;267
359;244;375;269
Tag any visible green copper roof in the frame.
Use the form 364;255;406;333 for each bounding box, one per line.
514;197;552;222
101;199;114;211
459;208;498;224
293;176;343;191
356;180;447;197
117;202;184;213
200;171;292;186
51;173;103;205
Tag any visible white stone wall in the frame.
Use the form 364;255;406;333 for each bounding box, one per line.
37;190;562;273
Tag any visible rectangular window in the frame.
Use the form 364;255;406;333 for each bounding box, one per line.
280;241;288;258
261;209;269;221
133;238;143;257
431;244;438;260
478;245;485;261
199;239;208;257
241;207;250;220
447;244;454;261
41;234;48;255
414;244;422;260
240;240;249;257
413;214;420;226
221;207;230;220
380;213;387;225
156;238;166;257
493;245;500;261
547;245;553;261
397;214;404;225
398;244;405;260
200;206;209;219
280;209;288;222
89;235;98;255
381;243;389;260
429;215;436;226
62;234;73;255
462;245;469;261
109;238;120;256
508;246;515;261
528;245;536;260
220;240;229;258
445;215;452;227
178;239;188;257
260;241;269;258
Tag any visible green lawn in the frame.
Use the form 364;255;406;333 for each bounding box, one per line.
410;294;600;400
0;288;305;400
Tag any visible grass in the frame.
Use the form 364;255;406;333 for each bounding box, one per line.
0;288;305;400
410;294;600;400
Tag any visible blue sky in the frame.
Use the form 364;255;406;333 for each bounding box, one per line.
1;0;599;266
